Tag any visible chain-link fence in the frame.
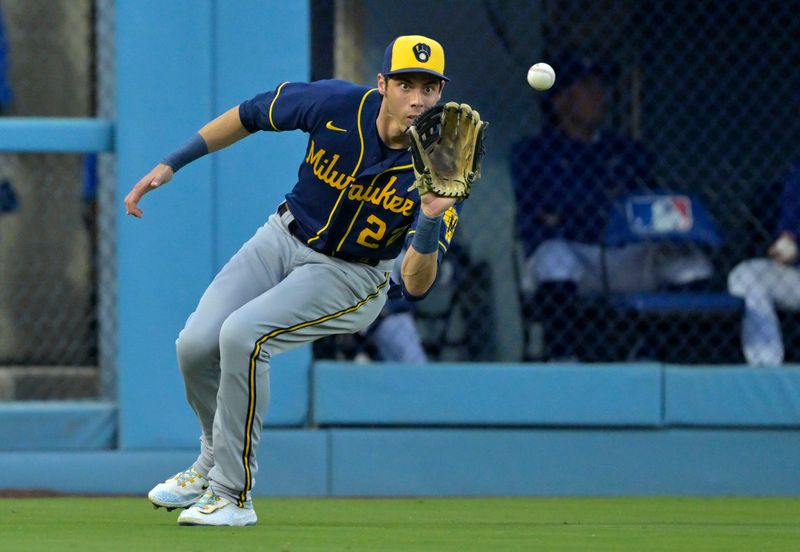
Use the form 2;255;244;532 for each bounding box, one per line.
2;0;800;382
314;0;800;365
0;0;114;400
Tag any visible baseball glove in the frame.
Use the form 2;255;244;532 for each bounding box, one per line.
407;101;488;200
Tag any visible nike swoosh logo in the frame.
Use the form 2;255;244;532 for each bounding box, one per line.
325;121;347;133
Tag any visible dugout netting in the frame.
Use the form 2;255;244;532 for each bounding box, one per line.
2;0;800;403
321;0;800;364
0;0;115;400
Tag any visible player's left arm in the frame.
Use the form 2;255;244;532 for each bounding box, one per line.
401;101;487;296
401;195;458;298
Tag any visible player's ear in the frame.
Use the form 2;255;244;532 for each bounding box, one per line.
377;73;387;95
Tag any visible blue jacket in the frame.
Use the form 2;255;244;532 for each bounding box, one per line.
0;8;12;106
511;126;653;256
778;162;800;242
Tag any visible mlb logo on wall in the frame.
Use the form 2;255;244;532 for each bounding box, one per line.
628;195;694;235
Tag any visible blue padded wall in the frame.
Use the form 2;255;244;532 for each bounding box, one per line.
0;430;326;496
2;426;800;496
328;428;800;496
314;362;663;426
4;364;800;496
665;366;800;426
0;402;115;451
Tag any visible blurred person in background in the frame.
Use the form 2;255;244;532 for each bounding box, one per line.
81;154;99;364
0;5;10;110
510;52;711;360
364;248;428;362
728;163;800;366
314;247;428;363
0;4;17;217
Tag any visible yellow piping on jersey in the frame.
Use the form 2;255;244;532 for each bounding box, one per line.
307;88;376;244
268;81;290;131
335;163;413;252
337;201;367;252
307;187;346;245
351;88;376;177
237;273;390;507
406;205;459;252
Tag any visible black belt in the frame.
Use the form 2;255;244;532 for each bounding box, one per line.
277;202;381;267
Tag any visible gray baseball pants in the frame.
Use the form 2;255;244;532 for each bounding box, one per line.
176;207;391;506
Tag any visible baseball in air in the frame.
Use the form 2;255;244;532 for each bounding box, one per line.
527;62;555;91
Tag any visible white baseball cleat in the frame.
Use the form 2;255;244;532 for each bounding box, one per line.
148;467;208;511
177;490;258;526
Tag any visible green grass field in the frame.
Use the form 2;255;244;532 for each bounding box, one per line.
1;497;798;551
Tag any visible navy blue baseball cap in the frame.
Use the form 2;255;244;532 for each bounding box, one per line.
551;52;609;90
381;35;449;81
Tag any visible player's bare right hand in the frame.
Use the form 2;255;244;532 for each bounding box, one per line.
124;163;174;218
419;192;456;218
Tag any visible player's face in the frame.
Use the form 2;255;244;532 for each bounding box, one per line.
557;74;606;130
379;73;443;129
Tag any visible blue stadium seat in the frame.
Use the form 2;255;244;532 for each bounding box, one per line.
604;191;722;248
608;291;743;315
602;191;743;362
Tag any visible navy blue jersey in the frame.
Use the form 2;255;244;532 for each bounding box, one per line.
239;79;460;263
511;126;653;256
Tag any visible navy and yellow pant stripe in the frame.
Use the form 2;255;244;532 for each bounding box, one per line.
237;274;389;506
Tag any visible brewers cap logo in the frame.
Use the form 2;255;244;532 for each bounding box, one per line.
381;35;448;81
413;43;431;63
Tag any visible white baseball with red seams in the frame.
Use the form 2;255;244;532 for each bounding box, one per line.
527;62;556;91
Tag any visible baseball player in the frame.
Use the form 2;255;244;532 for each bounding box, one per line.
123;35;485;526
